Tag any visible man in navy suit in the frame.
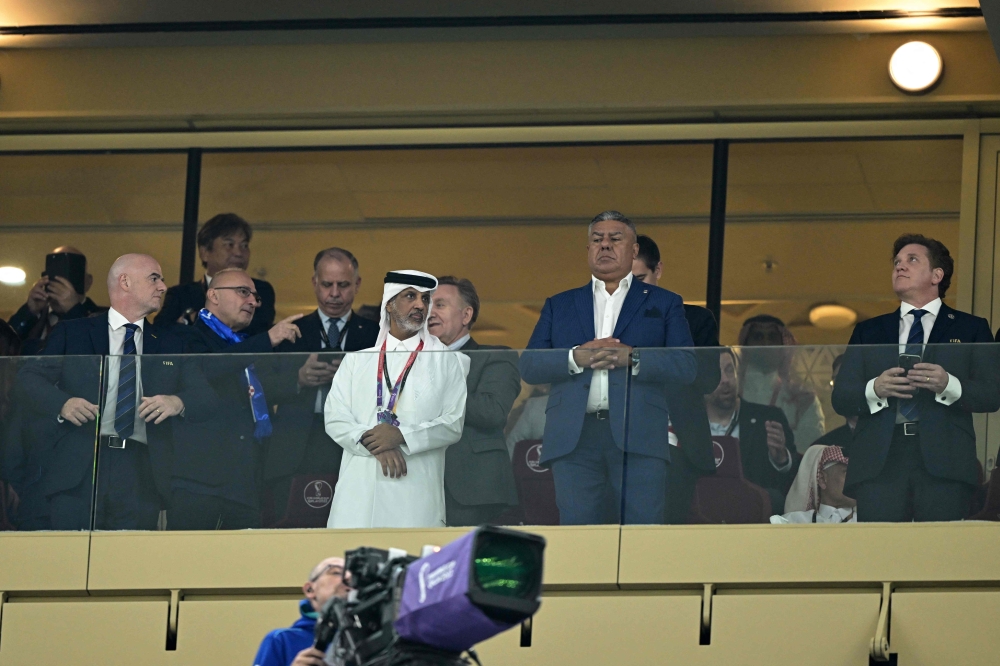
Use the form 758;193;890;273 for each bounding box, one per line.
520;211;696;525
18;254;214;530
833;234;1000;522
264;248;379;522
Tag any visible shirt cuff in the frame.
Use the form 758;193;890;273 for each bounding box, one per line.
56;415;65;424
770;449;793;472
632;357;639;376
865;378;889;414
936;373;963;405
568;347;584;375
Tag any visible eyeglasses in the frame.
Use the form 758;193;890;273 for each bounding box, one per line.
309;563;344;583
211;286;261;305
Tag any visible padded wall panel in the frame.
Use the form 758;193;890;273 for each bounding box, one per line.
0;532;90;592
174;598;300;665
891;590;1000;665
0;600;169;666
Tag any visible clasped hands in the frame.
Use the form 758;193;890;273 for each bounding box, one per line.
360;423;407;479
873;363;949;399
59;395;184;426
572;337;633;371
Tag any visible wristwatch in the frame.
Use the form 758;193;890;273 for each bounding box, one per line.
630;348;640;367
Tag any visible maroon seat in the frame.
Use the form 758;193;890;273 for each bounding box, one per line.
970;466;1000;521
270;474;338;529
511;439;560;525
688;436;772;524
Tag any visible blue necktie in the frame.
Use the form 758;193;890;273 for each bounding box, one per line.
319;318;343;408
114;323;139;439
900;309;926;422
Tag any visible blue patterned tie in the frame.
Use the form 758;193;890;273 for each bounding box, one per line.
319;318;343;408
899;309;926;422
114;323;139;439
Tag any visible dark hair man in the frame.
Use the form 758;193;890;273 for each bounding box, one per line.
263;248;379;523
427;276;520;526
633;234;722;524
155;213;277;337
519;211;696;525
18;254;213;530
8;246;106;355
253;557;350;666
832;234;1000;522
172;269;302;530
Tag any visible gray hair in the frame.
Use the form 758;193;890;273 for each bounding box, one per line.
588;210;637;239
313;247;359;273
436;275;480;329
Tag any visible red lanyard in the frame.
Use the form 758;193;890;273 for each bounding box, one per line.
376;339;424;416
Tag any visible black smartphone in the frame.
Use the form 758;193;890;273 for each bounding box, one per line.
43;253;87;295
318;351;345;366
899;353;921;373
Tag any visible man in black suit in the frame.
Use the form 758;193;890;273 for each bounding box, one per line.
8;246;106;355
427;276;520;526
264;248;379;521
18;254;213;530
173;269;303;529
705;348;798;510
833;234;1000;522
633;234;722;523
155;213;276;338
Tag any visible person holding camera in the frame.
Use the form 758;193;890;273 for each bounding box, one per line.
8;246;106;355
832;234;1000;522
253;557;350;666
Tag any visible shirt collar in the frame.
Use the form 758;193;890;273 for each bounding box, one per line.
448;333;471;351
816;504;854;520
318;309;350;329
386;332;421;351
107;307;145;331
900;297;942;317
591;272;633;296
204;274;213;287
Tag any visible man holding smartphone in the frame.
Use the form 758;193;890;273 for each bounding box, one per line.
832;234;1000;522
8;246;106;355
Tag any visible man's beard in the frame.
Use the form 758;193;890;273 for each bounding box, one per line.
708;391;737;412
388;302;423;334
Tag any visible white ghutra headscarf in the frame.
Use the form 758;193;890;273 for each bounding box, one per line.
377;270;447;352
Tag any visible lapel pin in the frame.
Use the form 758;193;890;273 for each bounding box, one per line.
948;314;955;319
643;289;648;294
750;418;757;424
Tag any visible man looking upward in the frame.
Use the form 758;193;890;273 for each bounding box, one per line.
324;270;469;529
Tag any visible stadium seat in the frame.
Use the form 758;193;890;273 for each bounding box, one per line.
688;436;772;524
269;474;338;529
511;439;560;525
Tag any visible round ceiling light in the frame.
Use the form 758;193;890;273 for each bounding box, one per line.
0;266;26;286
809;304;857;330
889;41;943;93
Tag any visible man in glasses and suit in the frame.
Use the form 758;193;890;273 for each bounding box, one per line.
264;248;379;523
833;234;1000;522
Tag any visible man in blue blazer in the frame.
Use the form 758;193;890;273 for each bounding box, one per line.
18;254;215;530
832;234;1000;522
520;211;696;525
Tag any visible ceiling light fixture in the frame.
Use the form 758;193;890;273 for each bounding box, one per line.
0;266;26;286
809;304;857;330
889;41;943;93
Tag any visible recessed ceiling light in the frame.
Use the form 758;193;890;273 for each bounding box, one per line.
889;41;943;93
809;304;857;330
0;266;26;286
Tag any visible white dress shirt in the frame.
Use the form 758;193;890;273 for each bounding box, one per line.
99;308;147;443
447;333;472;352
770;504;857;524
864;298;962;417
568;274;637;412
314;311;351;413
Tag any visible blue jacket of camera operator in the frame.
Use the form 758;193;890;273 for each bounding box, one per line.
253;599;317;666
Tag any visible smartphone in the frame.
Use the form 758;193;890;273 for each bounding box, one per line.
43;253;87;295
318;351;345;366
898;353;921;374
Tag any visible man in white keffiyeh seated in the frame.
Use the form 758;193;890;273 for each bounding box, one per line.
771;445;857;524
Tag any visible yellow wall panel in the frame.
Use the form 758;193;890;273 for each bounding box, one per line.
174;598;301;666
0;600;169;666
891;590;1000;666
0;532;90;592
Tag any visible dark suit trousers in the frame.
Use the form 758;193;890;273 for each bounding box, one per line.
664;450;700;525
268;414;343;520
444;486;507;527
550;414;667;525
169;489;260;530
94;440;160;531
853;426;974;522
48;477;93;531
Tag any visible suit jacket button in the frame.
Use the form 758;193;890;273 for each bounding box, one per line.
750;418;757;424
240;435;245;440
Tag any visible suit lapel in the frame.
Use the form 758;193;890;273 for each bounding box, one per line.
574;284;596;340
882;308;901;344
613;281;649;339
142;319;160;354
90;313;111;355
927;303;955;344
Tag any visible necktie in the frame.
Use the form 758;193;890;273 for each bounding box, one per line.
318;318;344;411
114;323;139;439
900;309;926;422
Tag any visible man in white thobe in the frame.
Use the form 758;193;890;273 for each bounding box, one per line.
325;270;469;528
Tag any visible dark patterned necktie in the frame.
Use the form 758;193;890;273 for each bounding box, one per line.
114;323;139;438
899;309;926;422
319;318;344;408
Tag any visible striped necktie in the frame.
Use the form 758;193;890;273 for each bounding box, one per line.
899;309;926;422
114;323;139;439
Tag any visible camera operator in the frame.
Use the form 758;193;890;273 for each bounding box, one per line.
254;557;350;666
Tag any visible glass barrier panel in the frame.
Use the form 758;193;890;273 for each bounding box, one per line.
630;343;1000;526
4;354;103;531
